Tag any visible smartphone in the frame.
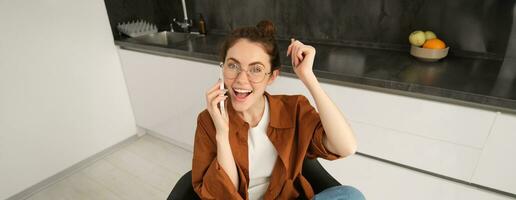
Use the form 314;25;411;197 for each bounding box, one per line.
219;64;225;117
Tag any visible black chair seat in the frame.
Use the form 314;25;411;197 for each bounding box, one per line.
168;170;200;200
167;158;340;200
301;157;341;194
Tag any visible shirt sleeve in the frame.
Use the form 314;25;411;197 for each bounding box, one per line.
191;111;245;200
297;96;341;161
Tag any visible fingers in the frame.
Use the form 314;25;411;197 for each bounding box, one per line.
206;80;226;96
207;88;226;104
208;94;228;128
297;46;306;61
288;39;317;69
210;95;228;111
206;90;228;122
288;39;297;66
288;39;308;67
208;80;223;93
293;42;299;67
287;38;294;56
206;80;228;112
205;80;230;132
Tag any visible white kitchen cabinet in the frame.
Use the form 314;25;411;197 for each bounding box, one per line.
269;76;496;149
319;155;513;200
117;49;514;194
268;75;493;181
472;112;516;194
117;48;218;148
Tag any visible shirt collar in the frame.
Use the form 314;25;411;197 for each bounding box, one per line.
226;92;294;130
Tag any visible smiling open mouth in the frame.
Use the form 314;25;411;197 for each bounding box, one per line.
233;88;253;101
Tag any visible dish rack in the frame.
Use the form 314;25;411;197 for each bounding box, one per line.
117;20;158;38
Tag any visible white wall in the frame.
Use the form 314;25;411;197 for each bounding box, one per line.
0;0;137;199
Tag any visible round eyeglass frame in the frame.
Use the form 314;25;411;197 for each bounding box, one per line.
219;62;272;83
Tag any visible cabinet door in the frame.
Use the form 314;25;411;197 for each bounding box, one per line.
269;76;496;149
118;49;218;148
268;75;489;182
319;155;514;200
472;112;516;194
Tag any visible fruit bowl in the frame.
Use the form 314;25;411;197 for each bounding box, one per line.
410;45;449;62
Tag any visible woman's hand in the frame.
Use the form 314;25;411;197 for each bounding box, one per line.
205;80;229;136
287;39;317;83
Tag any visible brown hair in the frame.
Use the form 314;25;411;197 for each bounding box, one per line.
220;20;281;71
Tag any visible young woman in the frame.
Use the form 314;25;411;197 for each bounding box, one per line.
192;20;365;200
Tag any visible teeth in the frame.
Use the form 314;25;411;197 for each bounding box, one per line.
234;88;252;93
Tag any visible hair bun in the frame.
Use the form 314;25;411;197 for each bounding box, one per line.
256;20;276;37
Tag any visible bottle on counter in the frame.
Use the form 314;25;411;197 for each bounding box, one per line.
199;14;207;35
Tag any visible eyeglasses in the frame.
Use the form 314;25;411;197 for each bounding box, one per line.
219;62;272;83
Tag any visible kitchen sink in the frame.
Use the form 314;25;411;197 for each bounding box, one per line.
125;31;202;46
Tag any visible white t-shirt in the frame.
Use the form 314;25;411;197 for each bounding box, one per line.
248;97;277;200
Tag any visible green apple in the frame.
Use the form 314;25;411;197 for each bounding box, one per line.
409;30;426;46
424;31;437;40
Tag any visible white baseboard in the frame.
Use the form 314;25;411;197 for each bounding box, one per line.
144;129;194;153
135;126;147;137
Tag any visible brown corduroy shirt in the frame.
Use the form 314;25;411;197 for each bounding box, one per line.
192;92;340;200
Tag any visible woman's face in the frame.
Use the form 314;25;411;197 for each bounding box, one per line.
224;39;278;112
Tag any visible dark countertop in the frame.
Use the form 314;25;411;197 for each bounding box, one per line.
115;33;516;113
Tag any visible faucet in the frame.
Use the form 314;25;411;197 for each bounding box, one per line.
172;18;192;33
171;0;192;32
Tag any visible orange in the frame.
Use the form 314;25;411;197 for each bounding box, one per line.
423;38;446;49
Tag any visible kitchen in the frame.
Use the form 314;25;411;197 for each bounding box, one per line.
1;0;515;199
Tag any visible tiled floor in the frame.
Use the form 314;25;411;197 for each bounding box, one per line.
26;135;192;200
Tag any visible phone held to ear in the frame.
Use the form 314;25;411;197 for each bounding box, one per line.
219;63;225;117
